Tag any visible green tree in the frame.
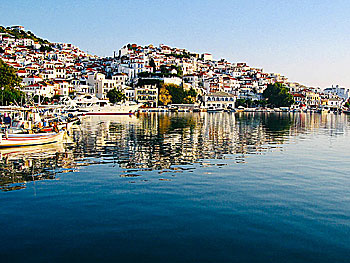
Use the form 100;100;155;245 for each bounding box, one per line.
159;64;183;77
165;84;186;104
138;72;151;78
263;82;294;107
0;87;25;106
344;99;350;108
149;58;156;72
0;26;50;45
0;59;24;106
184;87;197;103
107;88;126;104
40;45;53;53
235;98;252;107
163;84;197;104
253;99;267;108
0;59;22;89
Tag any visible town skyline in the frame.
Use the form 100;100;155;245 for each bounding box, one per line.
1;0;350;89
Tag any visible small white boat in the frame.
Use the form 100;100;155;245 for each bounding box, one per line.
0;131;65;148
207;106;224;113
83;103;141;115
0;142;65;160
60;95;141;115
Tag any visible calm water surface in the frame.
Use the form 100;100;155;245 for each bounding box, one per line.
1;112;350;262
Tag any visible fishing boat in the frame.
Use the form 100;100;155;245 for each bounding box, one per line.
0;131;65;148
0;142;65;160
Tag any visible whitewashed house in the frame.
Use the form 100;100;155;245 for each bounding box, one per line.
203;91;236;109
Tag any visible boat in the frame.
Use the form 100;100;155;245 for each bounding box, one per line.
0;142;65;160
0;131;65;148
60;95;141;115
280;107;290;112
81;101;141;115
207;106;224;113
235;106;245;112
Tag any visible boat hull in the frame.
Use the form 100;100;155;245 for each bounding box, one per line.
84;112;134;116
0;131;65;148
79;103;141;116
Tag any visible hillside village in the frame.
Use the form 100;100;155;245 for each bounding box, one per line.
0;25;349;110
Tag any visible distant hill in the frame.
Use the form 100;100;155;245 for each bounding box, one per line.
0;26;50;45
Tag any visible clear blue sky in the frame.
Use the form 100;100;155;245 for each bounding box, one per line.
1;0;350;88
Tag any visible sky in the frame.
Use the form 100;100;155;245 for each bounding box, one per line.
1;0;350;88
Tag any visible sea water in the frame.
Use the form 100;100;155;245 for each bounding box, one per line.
0;112;349;262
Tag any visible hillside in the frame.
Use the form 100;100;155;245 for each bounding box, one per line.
0;26;50;45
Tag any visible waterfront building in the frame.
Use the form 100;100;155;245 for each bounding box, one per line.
135;84;158;107
203;91;236;109
0;25;348;107
323;85;349;101
124;88;136;101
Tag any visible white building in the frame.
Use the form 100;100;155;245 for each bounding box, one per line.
88;73;118;99
135;84;158;107
163;77;182;86
23;82;54;98
323;85;349;101
22;75;43;86
124;88;135;101
203;91;236;109
202;53;213;61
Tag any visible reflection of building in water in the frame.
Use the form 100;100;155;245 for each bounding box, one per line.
0;143;76;191
74;112;349;172
4;112;347;191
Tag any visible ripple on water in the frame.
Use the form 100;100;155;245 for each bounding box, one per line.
1;112;350;262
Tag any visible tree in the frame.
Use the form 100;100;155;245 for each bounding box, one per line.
165;84;186;104
159;64;183;77
0;59;24;106
0;26;50;45
40;45;53;53
253;99;267;108
236;98;249;107
163;84;197;104
158;84;172;106
184;87;197;104
263;82;294;107
107;88;126;104
0;87;25;106
0;59;22;89
138;72;151;78
149;58;156;72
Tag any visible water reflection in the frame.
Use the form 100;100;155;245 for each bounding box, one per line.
1;112;349;191
0;143;72;191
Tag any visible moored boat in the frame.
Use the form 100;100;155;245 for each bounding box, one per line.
82;102;141;115
0;131;65;148
60;95;141;115
207;106;224;113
